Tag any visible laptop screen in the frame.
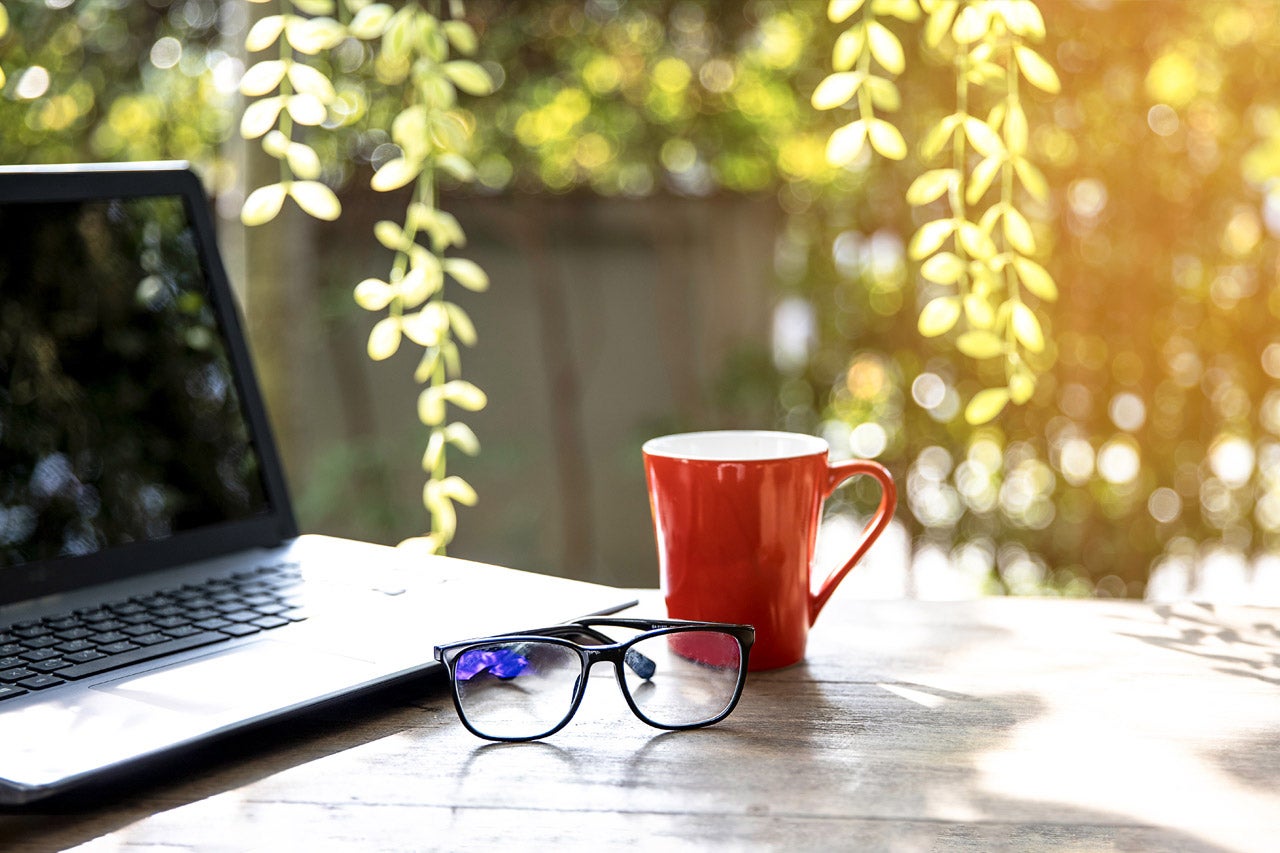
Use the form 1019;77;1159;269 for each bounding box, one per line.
0;194;272;570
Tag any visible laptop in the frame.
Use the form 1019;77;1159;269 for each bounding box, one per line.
0;161;632;804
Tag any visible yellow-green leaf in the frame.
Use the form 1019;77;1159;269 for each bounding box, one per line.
442;60;494;96
832;26;865;72
1011;302;1045;351
400;257;444;307
289;181;340;221
240;183;287;226
443;422;480;455
286;93;326;126
1004;102;1029;154
956;330;1005;359
443;20;479;55
909;219;957;259
920;252;965;285
1012;257;1058;301
262;129;290;159
367;316;402;361
963;117;1003;158
371;158;421;192
958;221;997;259
0;4;9;39
1014;156;1049;202
966;156;1001;206
349;3;394;39
866;21;905;75
239;60;287;97
923;0;959;47
441;380;488;411
287;62;336;102
245;15;285;52
354;278;394;311
240;96;284;139
418;388;446;427
445;302;477;346
918;296;962;337
965;387;1010;424
951;4;990;44
437;153;477;182
1009;370;1036;404
293;0;334;14
811;72;864;111
864;75;901;112
374;220;408;251
422;481;457;538
872;0;921;22
963;292;996;328
906;168;958;206
422;430;446;472
1014;44;1061;94
828;0;866;24
403;305;447;347
1003;207;1036;254
414;348;440;384
920;113;962;160
825;120;867;166
0;68;6;89
444;257;490;292
285;142;322;180
438;475;478;506
287;16;346;55
867;119;907;160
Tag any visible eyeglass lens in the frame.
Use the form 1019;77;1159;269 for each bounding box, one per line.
451;629;743;740
623;631;743;727
454;641;582;740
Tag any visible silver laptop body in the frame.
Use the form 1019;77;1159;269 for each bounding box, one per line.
0;162;630;804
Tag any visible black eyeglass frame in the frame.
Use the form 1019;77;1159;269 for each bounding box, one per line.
433;617;755;742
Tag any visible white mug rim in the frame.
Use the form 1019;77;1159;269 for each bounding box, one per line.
642;430;828;462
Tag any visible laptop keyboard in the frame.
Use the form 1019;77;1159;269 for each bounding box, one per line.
0;561;306;702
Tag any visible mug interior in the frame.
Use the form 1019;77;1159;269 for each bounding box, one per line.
642;430;827;461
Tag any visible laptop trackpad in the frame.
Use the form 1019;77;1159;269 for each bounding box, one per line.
93;642;380;717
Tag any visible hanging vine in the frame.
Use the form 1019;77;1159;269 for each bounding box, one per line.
238;0;494;554
815;0;1061;425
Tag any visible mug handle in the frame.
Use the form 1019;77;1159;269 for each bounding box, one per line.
809;459;897;624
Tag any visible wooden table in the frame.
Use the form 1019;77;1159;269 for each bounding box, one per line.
2;590;1278;851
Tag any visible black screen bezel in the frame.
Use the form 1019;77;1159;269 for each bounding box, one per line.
0;161;298;605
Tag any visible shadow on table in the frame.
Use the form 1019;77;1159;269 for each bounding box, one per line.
1111;602;1280;796
0;673;453;852
1114;603;1280;687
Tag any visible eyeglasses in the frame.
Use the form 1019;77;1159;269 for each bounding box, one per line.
433;618;755;742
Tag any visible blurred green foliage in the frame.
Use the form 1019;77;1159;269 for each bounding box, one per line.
6;0;1280;596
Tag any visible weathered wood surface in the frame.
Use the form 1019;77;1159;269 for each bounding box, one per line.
2;592;1278;852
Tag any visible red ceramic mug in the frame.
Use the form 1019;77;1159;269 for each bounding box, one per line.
643;430;896;670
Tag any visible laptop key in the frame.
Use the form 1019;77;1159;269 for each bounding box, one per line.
58;631;230;680
130;633;172;646
0;685;27;701
20;648;60;663
29;659;70;673
98;641;140;655
64;650;106;664
20;636;60;650
218;623;260;637
0;667;36;682
17;674;63;690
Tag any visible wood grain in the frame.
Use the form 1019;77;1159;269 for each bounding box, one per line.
2;593;1277;852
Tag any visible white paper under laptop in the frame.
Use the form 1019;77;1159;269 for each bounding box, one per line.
0;162;631;804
